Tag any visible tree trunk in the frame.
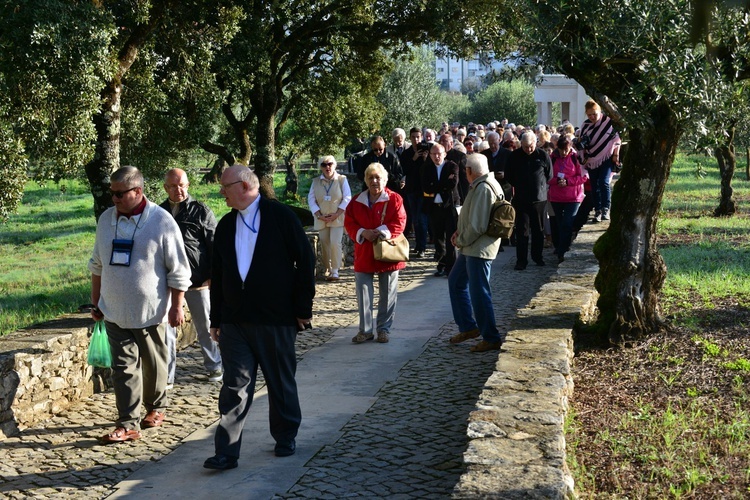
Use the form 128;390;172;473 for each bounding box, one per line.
284;153;298;197
201;156;229;184
714;137;736;216
254;108;277;200
745;147;749;181
591;102;680;345
84;80;122;221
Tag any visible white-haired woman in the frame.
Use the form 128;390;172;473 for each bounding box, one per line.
344;163;406;344
308;155;352;281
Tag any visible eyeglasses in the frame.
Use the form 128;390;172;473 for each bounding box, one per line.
220;180;243;190
321;162;334;167
109;187;137;198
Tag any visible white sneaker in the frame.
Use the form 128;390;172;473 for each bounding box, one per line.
602;209;610;221
208;369;223;382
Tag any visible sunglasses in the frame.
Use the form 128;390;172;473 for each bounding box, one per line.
109;187;137;198
321;162;334;167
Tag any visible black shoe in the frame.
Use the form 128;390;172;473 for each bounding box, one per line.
275;439;296;457
203;454;238;470
533;259;545;266
434;269;446;277
514;263;526;271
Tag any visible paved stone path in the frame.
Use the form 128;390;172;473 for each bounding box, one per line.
0;243;559;499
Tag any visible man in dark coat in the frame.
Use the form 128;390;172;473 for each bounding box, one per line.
422;143;460;277
356;135;404;193
505;132;553;271
204;165;315;471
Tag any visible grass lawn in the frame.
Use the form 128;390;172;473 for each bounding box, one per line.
568;152;750;498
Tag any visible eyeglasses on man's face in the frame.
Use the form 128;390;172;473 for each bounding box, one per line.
220;180;243;190
109;187;137;198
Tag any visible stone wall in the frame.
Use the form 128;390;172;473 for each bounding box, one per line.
0;315;197;440
452;226;602;499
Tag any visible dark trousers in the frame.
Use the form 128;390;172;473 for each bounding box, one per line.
428;204;457;273
514;201;547;266
407;192;428;252
215;323;301;459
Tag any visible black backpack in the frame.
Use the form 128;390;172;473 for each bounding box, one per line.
481;181;515;239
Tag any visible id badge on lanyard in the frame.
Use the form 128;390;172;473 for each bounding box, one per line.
110;239;134;266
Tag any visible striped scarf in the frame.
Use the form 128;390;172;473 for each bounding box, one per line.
580;114;620;170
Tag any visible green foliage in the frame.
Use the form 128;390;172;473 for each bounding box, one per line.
0;0;116;172
377;48;454;133
468;80;537;126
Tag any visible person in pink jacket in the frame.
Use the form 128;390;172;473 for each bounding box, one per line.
344;163;407;344
548;135;588;263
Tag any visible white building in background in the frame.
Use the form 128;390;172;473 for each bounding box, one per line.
534;74;590;127
434;53;507;92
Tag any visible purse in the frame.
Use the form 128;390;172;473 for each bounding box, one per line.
372;201;409;263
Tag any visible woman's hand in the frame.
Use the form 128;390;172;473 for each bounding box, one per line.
361;229;380;242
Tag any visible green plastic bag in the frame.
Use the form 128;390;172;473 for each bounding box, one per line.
87;320;112;368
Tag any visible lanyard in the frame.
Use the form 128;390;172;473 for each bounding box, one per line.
240;206;259;233
323;178;335;197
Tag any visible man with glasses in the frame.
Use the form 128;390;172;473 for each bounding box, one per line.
89;166;191;443
160;168;223;387
356;135;403;192
203;165;315;471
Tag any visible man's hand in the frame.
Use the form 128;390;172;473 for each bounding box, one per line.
91;307;104;322
210;327;220;342
296;318;312;331
168;305;185;328
450;230;459;247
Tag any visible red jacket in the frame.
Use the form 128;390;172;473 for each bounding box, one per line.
344;188;407;273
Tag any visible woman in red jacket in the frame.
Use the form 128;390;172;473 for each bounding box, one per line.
344;163;407;344
548;134;588;263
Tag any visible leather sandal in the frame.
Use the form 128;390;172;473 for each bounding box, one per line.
142;410;166;428
101;427;142;443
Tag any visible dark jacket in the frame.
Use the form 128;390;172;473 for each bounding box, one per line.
446;148;469;204
483;147;513;201
401;144;425;194
210;197;315;327
159;196;216;288
505;148;553;205
356;151;403;192
421;159;460;213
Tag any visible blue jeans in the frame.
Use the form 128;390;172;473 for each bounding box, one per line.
448;253;501;343
406;192;428;252
588;158;613;213
551;201;580;257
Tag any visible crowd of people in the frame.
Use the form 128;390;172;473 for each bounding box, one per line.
85;99;620;471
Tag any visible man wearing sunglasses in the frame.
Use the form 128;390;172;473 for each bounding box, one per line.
88;166;191;444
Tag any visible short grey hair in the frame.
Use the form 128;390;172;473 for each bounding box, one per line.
233;164;260;190
465;153;489;176
391;128;406;140
486;131;500;142
111;166;144;188
520;131;537;146
319;155;337;169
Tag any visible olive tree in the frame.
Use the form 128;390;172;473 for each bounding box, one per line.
488;0;750;344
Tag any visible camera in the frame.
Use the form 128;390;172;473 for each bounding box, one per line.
575;134;591;150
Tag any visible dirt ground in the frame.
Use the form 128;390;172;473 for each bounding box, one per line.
571;277;750;497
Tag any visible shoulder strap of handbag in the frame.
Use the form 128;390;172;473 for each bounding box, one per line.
380;200;388;225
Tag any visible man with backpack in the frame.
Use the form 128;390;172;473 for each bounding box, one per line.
447;154;505;353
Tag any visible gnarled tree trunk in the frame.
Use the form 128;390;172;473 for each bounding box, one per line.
84;79;121;221
592;101;680;345
254;107;278;200
714;128;736;216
